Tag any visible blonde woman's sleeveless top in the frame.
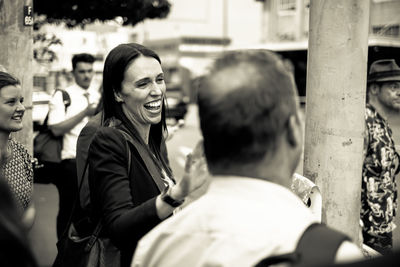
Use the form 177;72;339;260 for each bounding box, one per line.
3;139;33;210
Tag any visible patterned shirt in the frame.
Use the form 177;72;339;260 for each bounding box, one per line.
361;104;399;235
3;139;33;210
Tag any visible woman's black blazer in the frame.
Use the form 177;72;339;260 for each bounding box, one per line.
88;125;168;267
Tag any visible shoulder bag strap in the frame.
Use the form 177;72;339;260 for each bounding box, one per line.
82;129;134;248
117;129;166;192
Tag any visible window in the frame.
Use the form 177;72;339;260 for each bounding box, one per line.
372;25;400;37
278;0;296;11
33;76;46;91
373;0;394;3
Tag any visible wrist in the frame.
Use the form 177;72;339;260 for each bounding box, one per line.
169;185;185;201
161;186;185;208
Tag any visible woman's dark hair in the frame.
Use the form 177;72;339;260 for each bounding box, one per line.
0;71;20;90
102;43;172;177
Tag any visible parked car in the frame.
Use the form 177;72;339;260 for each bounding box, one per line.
165;88;189;121
163;66;190;121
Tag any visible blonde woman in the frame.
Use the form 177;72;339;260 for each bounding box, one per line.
0;71;35;228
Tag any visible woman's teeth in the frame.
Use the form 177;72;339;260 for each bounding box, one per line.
145;100;161;109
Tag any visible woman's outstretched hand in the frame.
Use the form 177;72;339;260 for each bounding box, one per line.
171;140;210;202
156;140;210;218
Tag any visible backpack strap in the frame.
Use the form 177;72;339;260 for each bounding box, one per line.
294;223;349;267
60;89;71;111
43;89;70;127
254;223;349;267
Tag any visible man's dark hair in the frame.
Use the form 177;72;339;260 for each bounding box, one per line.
0;71;20;90
72;53;95;70
197;49;297;172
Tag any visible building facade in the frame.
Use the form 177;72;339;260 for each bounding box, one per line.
258;0;400;43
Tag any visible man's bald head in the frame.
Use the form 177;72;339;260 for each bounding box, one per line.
198;49;299;172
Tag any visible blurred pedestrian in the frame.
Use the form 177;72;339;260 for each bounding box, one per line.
46;53;99;239
361;59;400;254
0;71;35;229
0;145;38;267
132;49;363;267
81;43;208;267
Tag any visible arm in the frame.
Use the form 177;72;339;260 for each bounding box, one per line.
88;128;176;249
47;90;97;137
22;202;36;230
363;118;396;228
76;113;103;210
49;107;94;136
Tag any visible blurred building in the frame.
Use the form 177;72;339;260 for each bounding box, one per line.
33;0;400;120
257;0;400;42
134;0;263;47
242;0;400;102
33;0;263;89
32;0;264;122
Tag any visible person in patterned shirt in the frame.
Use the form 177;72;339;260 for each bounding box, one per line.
362;59;400;254
0;71;34;229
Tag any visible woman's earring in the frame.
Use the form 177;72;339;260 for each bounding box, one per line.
114;92;124;103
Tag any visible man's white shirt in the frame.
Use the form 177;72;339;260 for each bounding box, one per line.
47;83;100;160
132;176;323;267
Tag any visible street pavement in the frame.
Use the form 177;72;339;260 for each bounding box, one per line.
28;104;400;267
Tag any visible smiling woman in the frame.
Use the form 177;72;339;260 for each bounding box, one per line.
64;43;209;267
0;71;35;229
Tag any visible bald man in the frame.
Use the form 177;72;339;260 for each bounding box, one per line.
132;50;363;267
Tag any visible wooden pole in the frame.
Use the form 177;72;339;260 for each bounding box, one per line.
303;0;370;245
0;0;34;153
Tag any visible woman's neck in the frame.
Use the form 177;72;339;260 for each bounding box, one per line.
0;132;10;148
136;124;151;145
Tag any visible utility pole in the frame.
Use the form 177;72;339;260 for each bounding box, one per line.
303;0;370;245
222;0;229;41
0;0;34;153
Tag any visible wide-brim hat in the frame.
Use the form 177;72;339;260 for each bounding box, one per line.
367;59;400;83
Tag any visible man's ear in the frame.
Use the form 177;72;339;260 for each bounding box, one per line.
287;114;301;148
114;91;124;103
369;83;380;96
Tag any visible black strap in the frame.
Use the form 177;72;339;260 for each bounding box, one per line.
295;223;349;267
254;253;298;267
59;157;91;239
254;223;349;267
117;129;166;192
42;89;70;127
60;128;132;245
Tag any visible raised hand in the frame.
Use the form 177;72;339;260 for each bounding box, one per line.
172;140;210;202
84;92;98;116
